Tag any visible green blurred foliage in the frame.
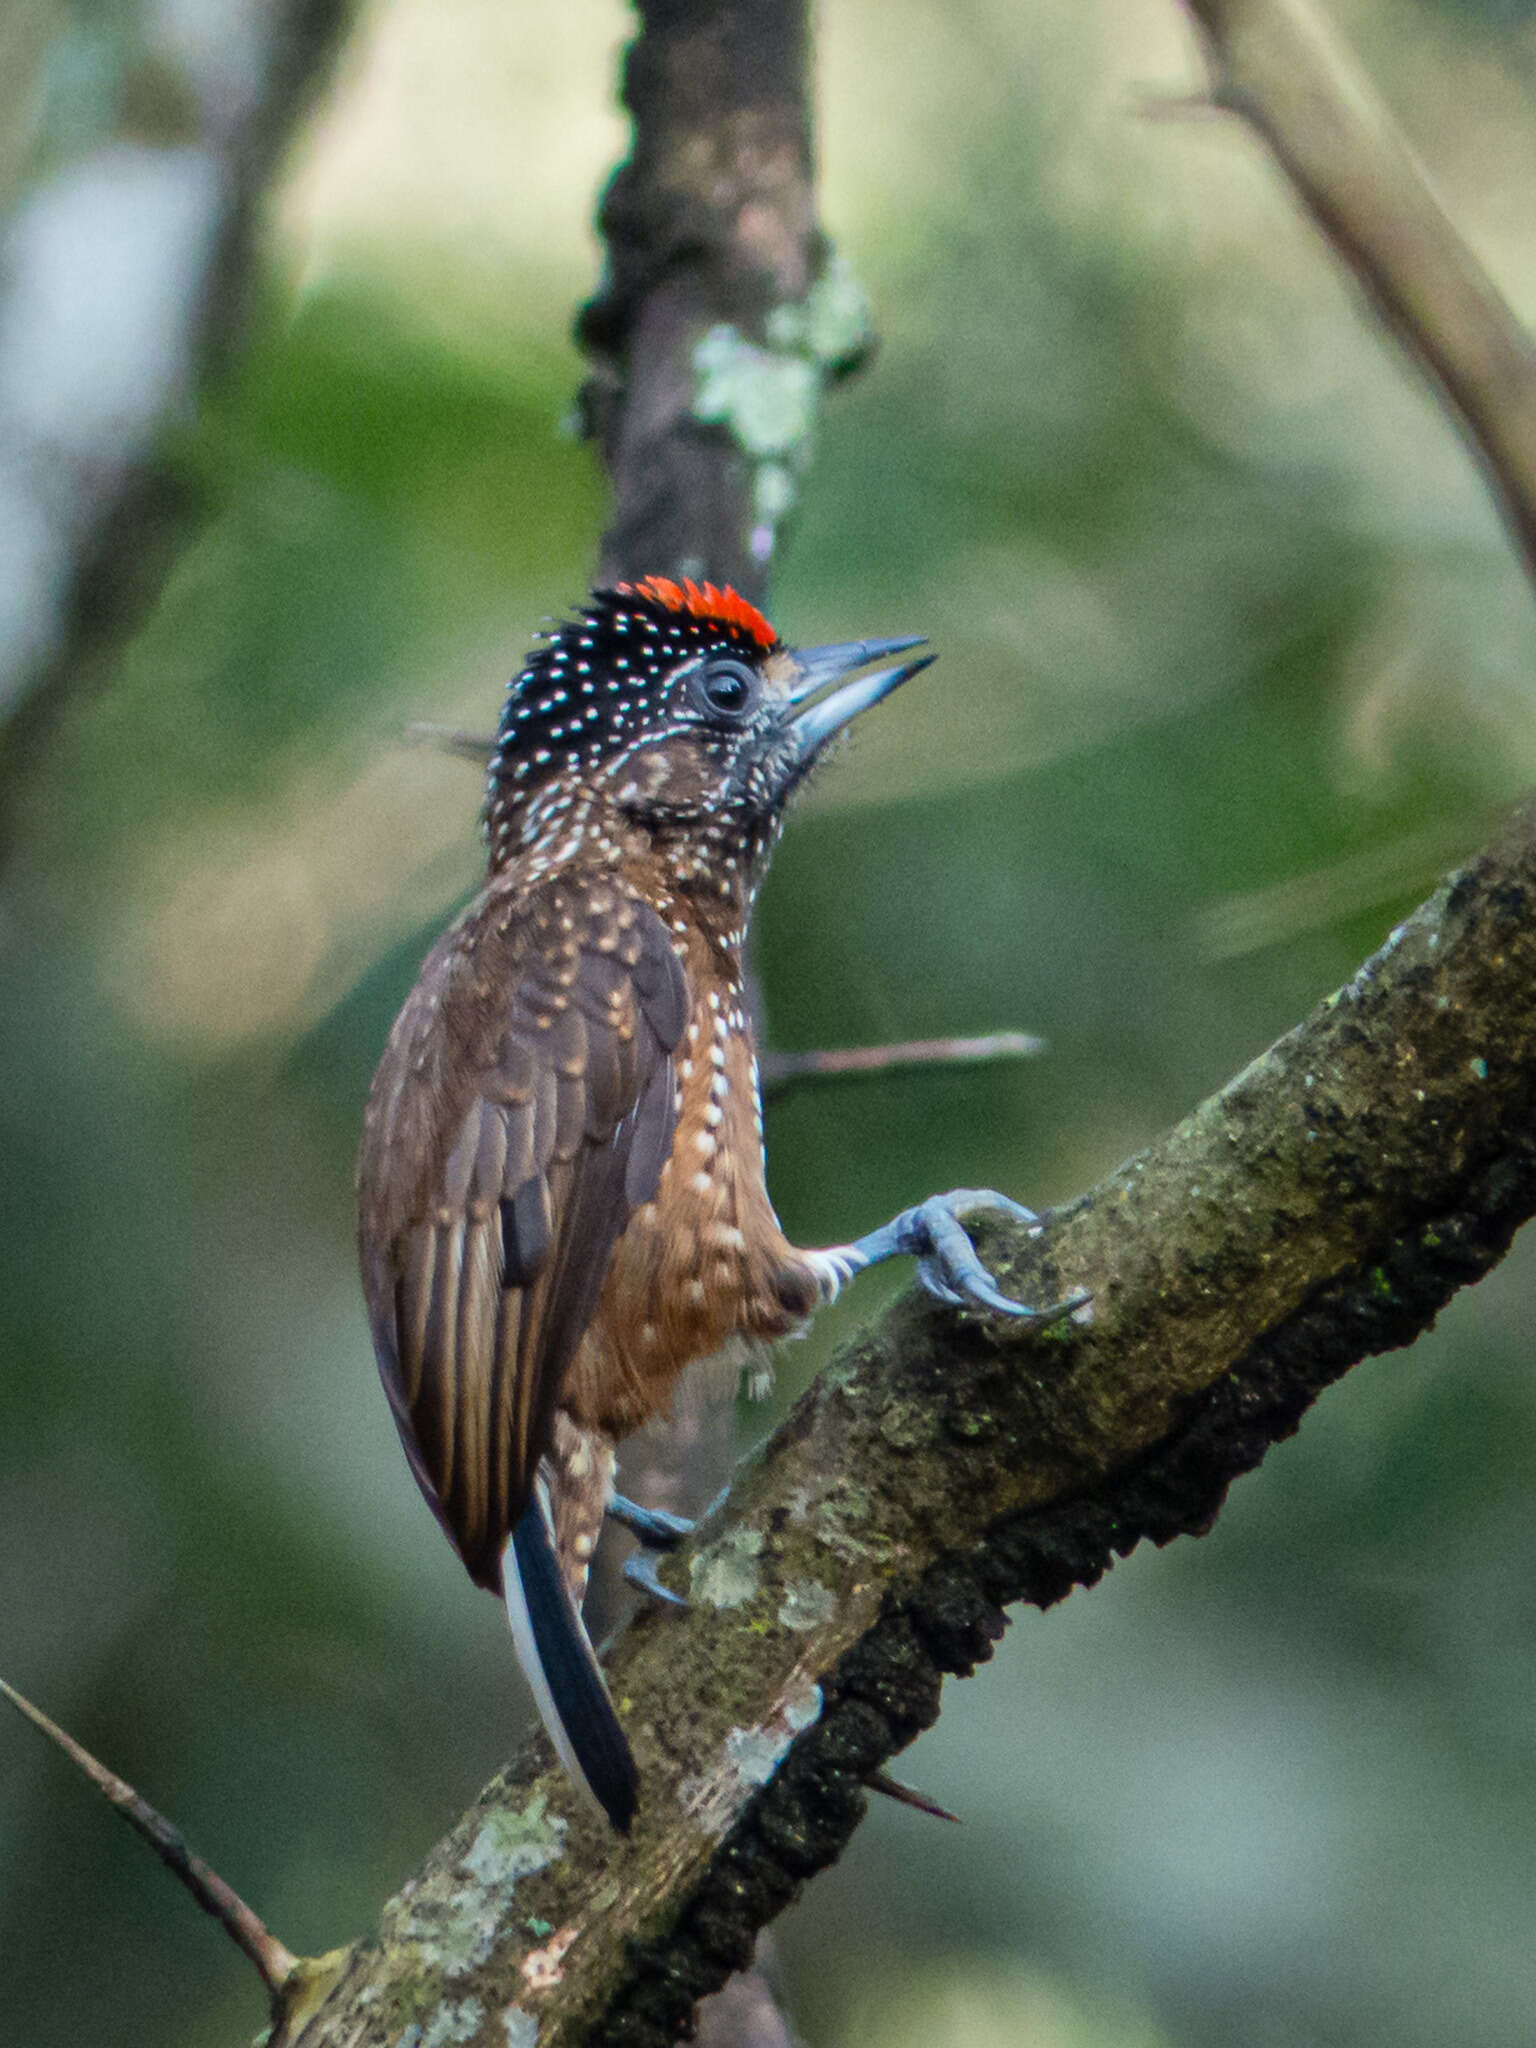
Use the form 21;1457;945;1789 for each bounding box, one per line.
3;3;1536;2046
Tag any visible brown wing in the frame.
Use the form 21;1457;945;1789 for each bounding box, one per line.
356;876;689;1590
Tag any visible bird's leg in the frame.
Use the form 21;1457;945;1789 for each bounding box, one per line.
804;1189;1087;1321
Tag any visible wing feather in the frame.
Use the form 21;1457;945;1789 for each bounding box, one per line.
469;1106;507;1220
574;954;630;1135
441;1112;479;1211
625;1054;680;1207
529;1055;560;1175
357;876;689;1590
395;1227;436;1405
486;1267;523;1542
631;936;690;1046
502;1175;553;1283
454;1218;498;1511
415;1218;464;1503
500;1085;537;1201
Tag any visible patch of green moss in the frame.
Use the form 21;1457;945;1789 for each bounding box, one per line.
878;1400;927;1451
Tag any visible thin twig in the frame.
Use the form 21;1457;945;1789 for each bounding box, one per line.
760;1031;1047;1095
404;721;497;763
1183;0;1536;591
866;1770;961;1824
1131;88;1226;120
0;1676;297;2008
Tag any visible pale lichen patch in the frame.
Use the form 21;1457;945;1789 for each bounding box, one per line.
420;1890;500;1979
463;1795;567;1887
678;1678;825;1837
725;1723;793;1788
778;1577;836;1631
399;1997;484;2048
381;1794;569;1983
689;1523;765;1608
784;1677;824;1733
810;1477;898;1565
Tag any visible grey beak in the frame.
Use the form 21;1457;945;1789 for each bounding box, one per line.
787;637;934;762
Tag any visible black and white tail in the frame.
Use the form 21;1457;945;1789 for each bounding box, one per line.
503;1493;638;1831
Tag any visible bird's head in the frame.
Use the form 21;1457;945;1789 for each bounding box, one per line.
485;578;931;884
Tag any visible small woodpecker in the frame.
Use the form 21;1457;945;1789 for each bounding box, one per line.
357;576;1067;1830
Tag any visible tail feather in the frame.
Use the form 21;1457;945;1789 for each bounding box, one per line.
504;1496;638;1831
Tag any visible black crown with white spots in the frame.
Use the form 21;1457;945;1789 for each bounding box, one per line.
484;580;782;865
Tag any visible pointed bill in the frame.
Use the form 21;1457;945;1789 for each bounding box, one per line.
786;635;927;704
788;647;936;764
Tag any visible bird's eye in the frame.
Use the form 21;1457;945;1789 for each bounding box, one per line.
688;658;759;723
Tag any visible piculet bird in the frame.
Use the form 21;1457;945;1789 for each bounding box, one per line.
357;575;1066;1832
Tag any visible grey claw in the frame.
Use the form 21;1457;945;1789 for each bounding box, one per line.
607;1494;694;1548
913;1260;969;1309
623;1553;687;1607
913;1193;1084;1323
1036;1287;1093;1328
961;1273;1039;1319
838;1188;1079;1323
941;1189;1039;1229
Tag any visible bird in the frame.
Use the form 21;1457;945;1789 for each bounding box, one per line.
357;575;1069;1832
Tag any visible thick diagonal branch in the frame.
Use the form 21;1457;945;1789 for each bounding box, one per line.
286;804;1536;2048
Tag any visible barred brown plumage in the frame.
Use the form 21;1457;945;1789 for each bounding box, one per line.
357;578;1077;1830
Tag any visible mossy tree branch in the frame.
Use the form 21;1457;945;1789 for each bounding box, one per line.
282;797;1536;2044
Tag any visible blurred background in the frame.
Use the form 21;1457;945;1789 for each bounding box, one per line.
3;1;1536;2043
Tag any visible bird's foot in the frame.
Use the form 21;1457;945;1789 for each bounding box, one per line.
622;1551;687;1607
827;1189;1088;1322
607;1493;693;1548
611;1493;692;1608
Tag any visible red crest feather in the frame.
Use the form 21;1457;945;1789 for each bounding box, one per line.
617;576;778;651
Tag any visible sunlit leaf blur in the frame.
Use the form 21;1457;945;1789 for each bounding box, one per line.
3;3;1535;2044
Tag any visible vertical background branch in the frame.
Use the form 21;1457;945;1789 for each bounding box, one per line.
579;0;827;598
